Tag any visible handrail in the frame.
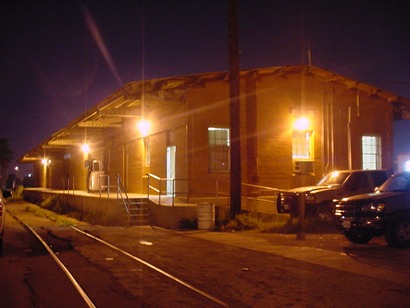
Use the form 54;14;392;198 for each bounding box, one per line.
98;174;110;197
62;177;75;195
146;173;280;207
117;173;130;213
147;173;174;206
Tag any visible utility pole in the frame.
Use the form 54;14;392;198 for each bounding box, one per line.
228;0;241;219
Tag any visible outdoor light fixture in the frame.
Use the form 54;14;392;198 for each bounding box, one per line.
405;160;410;172
42;158;51;165
294;116;310;130
137;119;150;137
82;143;90;154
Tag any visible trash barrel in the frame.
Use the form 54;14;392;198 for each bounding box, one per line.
197;203;215;230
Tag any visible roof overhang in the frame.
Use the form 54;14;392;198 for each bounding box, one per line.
18;65;410;163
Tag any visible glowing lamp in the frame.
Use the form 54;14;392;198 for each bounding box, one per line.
82;143;90;154
137;119;150;137
294;117;310;130
42;158;51;165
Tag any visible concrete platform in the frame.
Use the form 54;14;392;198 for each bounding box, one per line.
22;188;214;228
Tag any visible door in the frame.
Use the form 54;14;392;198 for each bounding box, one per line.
166;146;176;195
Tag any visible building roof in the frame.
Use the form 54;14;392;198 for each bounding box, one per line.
19;65;410;163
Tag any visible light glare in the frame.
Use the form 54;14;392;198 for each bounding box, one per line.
294;117;310;130
82;143;90;154
405;160;410;171
137;119;150;137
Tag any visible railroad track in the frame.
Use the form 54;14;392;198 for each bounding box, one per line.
7;209;228;307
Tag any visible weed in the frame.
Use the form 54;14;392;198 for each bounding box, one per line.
220;211;337;234
10;185;24;199
179;217;198;229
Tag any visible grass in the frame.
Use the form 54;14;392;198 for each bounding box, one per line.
27;195;90;225
24;203;82;227
178;208;337;234
220;211;338;234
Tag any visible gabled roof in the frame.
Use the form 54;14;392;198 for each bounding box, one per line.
19;65;410;163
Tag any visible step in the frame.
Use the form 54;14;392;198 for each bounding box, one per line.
126;213;150;226
125;202;150;226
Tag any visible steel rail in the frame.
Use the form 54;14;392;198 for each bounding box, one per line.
71;226;229;307
7;210;96;308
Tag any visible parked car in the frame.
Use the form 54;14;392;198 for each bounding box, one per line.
335;171;410;247
0;189;11;256
277;169;391;221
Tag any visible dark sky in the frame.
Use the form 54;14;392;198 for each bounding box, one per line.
1;0;410;175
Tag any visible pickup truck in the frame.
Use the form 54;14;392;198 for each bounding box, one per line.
277;169;391;221
335;171;410;247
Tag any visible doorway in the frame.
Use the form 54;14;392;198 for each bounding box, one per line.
166;146;176;195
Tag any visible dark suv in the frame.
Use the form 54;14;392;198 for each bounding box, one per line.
335;171;410;247
277;169;391;220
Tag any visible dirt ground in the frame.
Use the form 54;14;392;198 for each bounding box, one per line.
2;200;410;307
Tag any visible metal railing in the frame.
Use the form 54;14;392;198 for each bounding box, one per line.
146;173;281;209
62;177;76;195
98;174;119;198
116;173;131;214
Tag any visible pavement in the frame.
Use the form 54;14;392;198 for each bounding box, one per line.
181;229;410;287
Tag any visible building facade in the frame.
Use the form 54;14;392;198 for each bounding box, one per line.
20;65;410;197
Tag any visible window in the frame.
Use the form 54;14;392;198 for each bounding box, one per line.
362;135;381;170
370;171;389;187
292;130;313;159
208;127;230;173
346;172;370;190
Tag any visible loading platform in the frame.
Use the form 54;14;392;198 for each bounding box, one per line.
22;188;203;228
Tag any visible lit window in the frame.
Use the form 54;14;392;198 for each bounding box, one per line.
362;135;381;170
208;127;230;173
292;130;313;159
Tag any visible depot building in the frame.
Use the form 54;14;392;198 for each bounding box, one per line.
19;65;410;208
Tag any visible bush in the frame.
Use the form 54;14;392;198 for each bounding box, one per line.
179;217;198;229
10;185;24;199
39;195;77;216
220;211;337;234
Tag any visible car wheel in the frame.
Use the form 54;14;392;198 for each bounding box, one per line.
385;214;410;248
343;230;373;244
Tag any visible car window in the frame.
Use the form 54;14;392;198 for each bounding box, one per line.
346;172;369;190
317;171;350;186
380;174;410;192
370;171;389;187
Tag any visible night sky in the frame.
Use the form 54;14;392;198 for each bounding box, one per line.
1;0;410;175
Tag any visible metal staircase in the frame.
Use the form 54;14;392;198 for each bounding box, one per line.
116;174;150;226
